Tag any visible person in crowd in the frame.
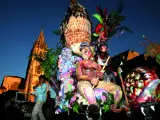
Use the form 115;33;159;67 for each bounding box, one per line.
31;75;47;120
43;80;56;120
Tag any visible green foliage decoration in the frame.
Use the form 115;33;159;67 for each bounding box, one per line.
64;91;81;114
72;101;80;113
92;2;132;39
29;44;63;80
102;92;114;112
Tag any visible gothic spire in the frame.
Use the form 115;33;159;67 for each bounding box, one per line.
70;0;77;5
33;26;47;49
39;26;44;42
41;26;44;34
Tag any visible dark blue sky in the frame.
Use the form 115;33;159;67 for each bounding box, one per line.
0;0;160;84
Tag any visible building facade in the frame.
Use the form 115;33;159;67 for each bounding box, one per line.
0;28;47;102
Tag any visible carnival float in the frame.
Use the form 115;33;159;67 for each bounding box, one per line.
33;0;160;120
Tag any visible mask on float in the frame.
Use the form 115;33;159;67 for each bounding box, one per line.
79;42;94;60
60;0;92;55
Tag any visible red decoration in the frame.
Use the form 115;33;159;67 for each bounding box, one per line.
95;24;103;34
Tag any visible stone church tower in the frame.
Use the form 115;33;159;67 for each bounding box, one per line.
24;28;47;102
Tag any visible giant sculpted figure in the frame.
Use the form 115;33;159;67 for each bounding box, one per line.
76;42;127;112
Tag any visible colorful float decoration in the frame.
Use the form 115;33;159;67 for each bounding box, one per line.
60;0;92;55
33;0;160;119
124;67;160;106
92;3;132;41
54;0;130;115
91;4;132;69
117;64;160;120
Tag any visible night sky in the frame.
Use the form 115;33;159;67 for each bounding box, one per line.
0;0;160;84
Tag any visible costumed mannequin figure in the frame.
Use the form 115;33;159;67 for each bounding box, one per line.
92;5;120;84
93;41;109;66
94;41;117;83
76;42;128;113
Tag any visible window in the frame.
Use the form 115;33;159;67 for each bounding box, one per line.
39;52;43;57
40;43;43;49
37;65;41;74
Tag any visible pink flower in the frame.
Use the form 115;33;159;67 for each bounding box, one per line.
68;104;72;108
70;96;76;104
69;79;74;85
101;95;107;101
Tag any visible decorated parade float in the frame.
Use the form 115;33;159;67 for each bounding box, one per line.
34;0;160;120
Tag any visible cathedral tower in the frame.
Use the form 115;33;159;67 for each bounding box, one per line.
24;27;47;102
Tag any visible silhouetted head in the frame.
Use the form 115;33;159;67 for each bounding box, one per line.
38;75;46;84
